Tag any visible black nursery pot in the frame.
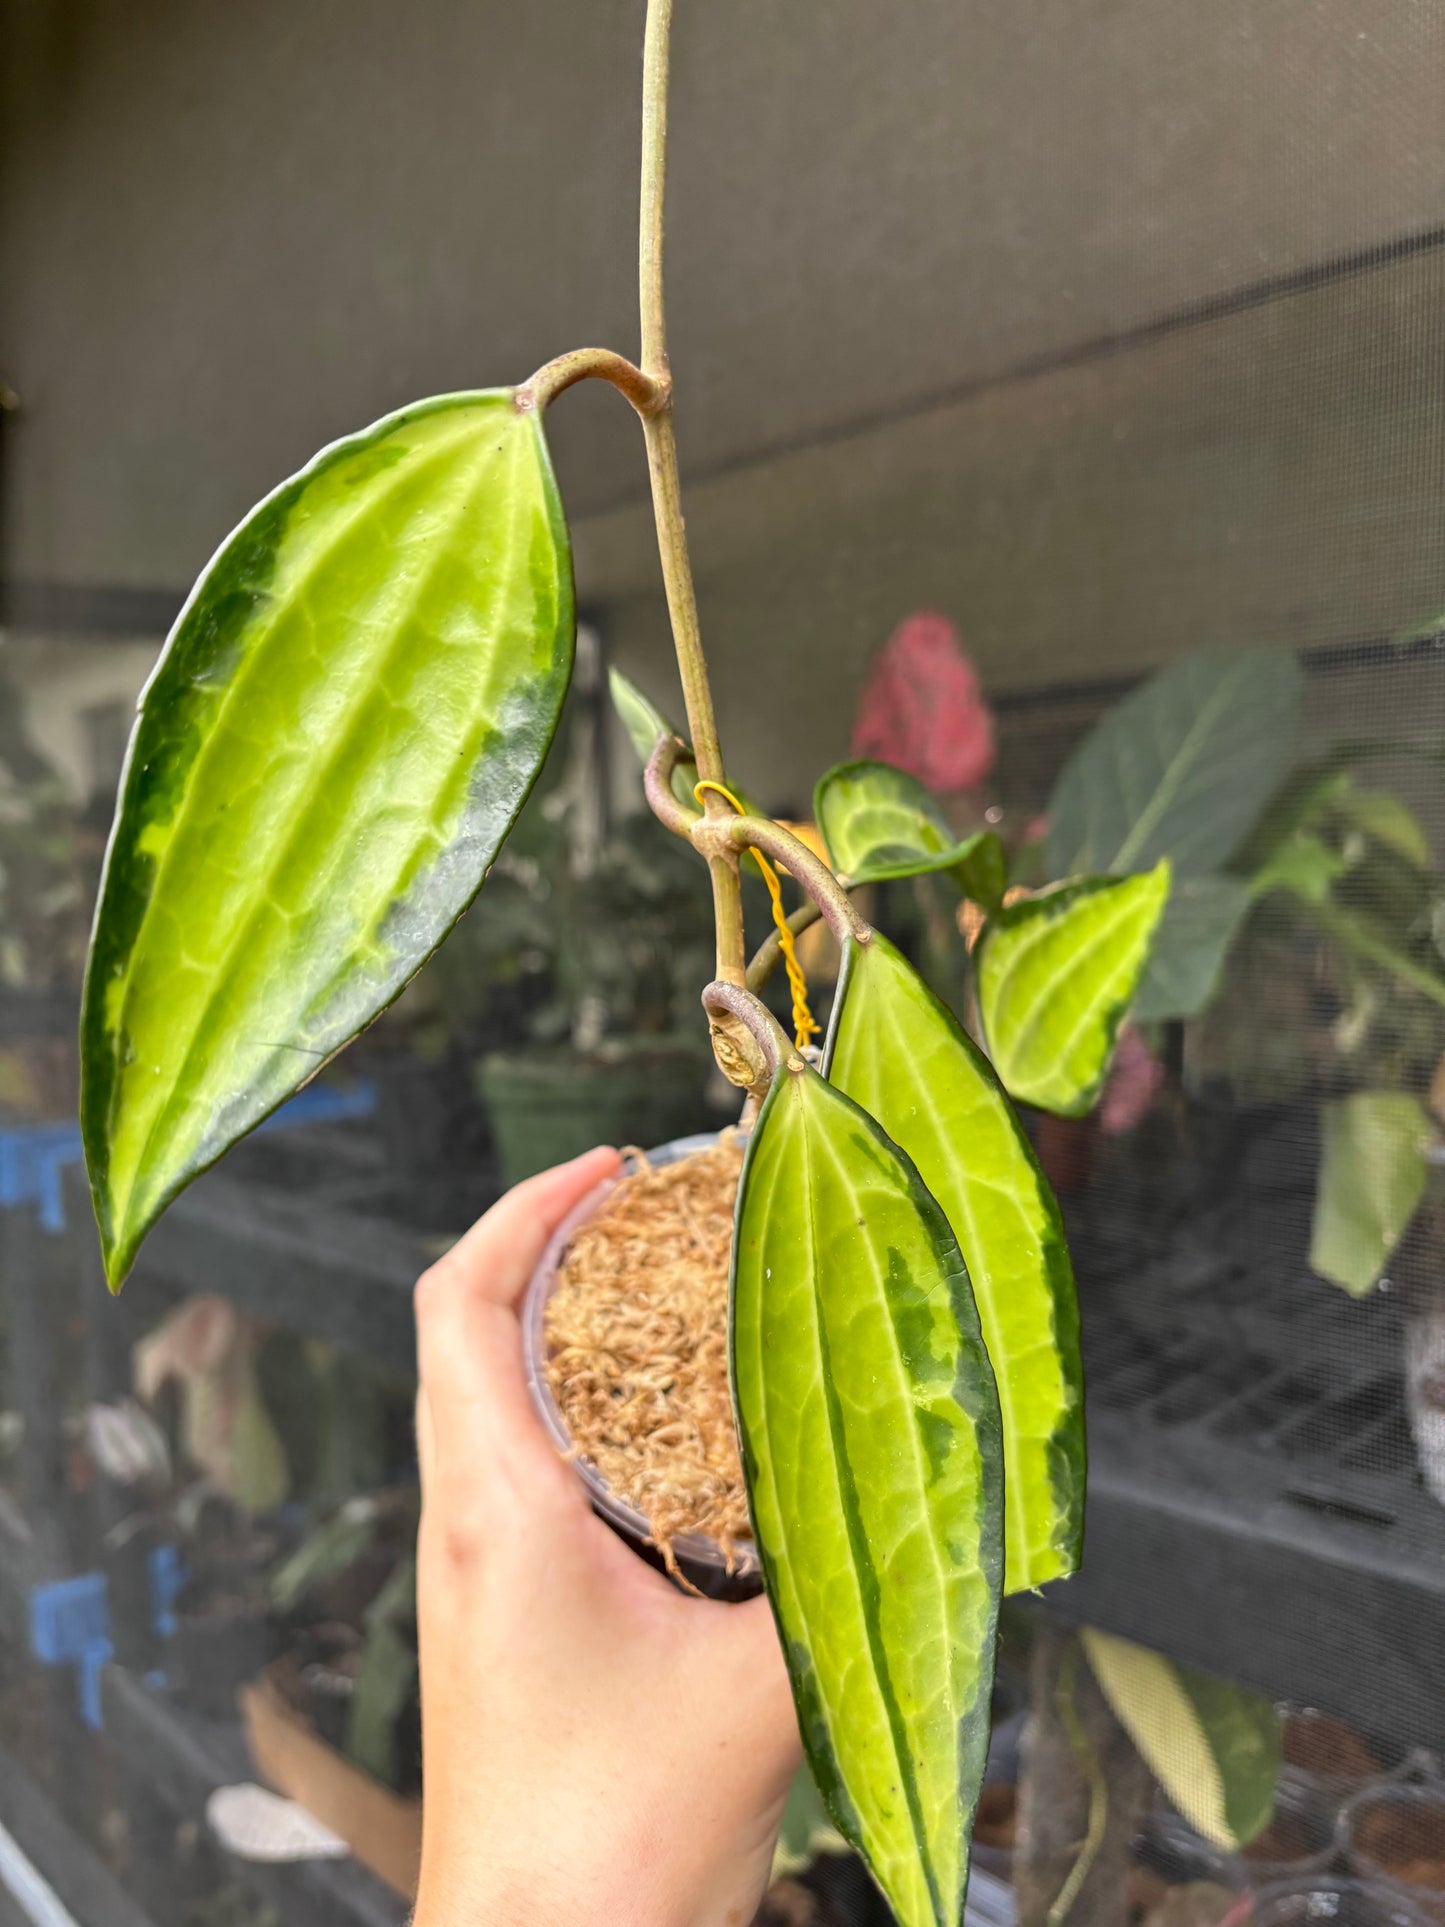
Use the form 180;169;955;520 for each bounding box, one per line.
522;1132;762;1603
170;1601;275;1722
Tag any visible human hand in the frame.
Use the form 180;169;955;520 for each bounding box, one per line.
412;1147;802;1927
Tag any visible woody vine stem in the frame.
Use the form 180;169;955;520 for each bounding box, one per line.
635;0;748;990
522;0;866;1020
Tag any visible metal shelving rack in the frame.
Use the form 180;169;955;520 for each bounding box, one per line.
0;1130;427;1927
1048;1105;1445;1750
4;1090;1445;1919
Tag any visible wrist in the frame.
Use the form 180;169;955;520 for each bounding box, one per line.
414;1847;771;1927
414;1846;686;1927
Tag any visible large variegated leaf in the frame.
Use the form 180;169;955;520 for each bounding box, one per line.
83;392;574;1287
1048;650;1302;879
815;760;1006;906
734;1057;1002;1927
827;934;1082;1592
977;865;1170;1115
1081;1629;1280;1850
1310;1092;1430;1295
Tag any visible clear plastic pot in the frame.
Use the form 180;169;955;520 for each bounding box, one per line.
522;1132;762;1602
1240;1776;1342;1889
1279;1709;1398;1819
1139;1776;1336;1897
1340;1784;1445;1923
1247;1876;1435;1926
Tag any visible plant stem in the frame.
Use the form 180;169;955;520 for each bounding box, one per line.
516;347;663;416
643;731;698;838
703;814;873;951
1047;1640;1109;1927
636;0;746;985
702;981;799;1081
1299;894;1445;1013
638;0;671;386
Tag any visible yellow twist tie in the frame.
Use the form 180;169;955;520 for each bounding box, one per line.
693;779;821;1054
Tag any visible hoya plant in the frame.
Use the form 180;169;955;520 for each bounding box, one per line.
616;644;1290;1914
81;5;1172;1920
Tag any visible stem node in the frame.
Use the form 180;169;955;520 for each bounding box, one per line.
701;982;793;1093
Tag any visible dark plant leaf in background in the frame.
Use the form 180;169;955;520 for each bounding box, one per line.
269;1498;384;1616
1047;650;1303;879
733;1055;1002;1927
82;392;574;1287
1333;785;1432;869
827;933;1083;1592
1251;834;1348;906
347;1557;418;1789
1131;875;1253;1022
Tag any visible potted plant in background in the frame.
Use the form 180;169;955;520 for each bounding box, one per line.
834;625;1445;1509
770;626;1445;1921
1042;645;1445;1506
0;670;96;1120
465;794;724;1184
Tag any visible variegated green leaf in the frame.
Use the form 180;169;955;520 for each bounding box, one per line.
83;392;574;1287
815;760;1006;906
1081;1629;1280;1850
976;864;1171;1115
1310;1092;1430;1295
734;1057;1002;1927
608;666;698;810
827;933;1082;1592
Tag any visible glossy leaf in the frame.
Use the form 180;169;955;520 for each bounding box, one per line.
734;1058;1002;1927
1310;1092;1430;1295
1131;875;1251;1023
976;865;1171;1115
1047;650;1303;878
827;933;1083;1592
1081;1630;1280;1850
608;666;698;810
815;760;1006;905
83;392;574;1287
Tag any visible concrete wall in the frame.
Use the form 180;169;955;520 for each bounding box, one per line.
3;0;1443;796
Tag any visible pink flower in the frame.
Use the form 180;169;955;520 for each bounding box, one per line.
852;610;996;793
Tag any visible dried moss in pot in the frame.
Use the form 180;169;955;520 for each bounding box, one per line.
525;1132;757;1587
